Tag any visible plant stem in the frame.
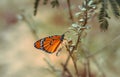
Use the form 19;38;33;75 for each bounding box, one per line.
63;0;89;77
64;0;87;71
63;34;81;77
67;0;74;22
67;45;79;77
61;63;73;77
86;57;91;77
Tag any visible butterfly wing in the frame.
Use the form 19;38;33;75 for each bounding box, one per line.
43;36;61;53
34;34;64;53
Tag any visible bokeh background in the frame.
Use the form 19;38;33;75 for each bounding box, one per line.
0;0;120;77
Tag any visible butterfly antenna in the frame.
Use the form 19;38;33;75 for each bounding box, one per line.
63;31;70;35
60;31;70;41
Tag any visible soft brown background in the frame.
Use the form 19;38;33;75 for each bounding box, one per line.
0;0;120;77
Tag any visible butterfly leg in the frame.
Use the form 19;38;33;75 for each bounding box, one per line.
56;46;63;56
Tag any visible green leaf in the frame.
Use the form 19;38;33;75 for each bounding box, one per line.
51;0;59;8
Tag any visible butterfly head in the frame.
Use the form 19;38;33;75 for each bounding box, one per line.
60;34;65;41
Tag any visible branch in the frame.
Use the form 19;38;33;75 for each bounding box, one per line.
61;63;73;77
63;0;90;77
67;0;74;22
66;45;79;77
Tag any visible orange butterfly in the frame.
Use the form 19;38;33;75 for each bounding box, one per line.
34;34;65;53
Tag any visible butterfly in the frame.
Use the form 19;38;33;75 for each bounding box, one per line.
34;34;65;53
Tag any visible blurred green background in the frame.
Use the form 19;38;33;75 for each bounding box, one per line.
0;0;120;77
